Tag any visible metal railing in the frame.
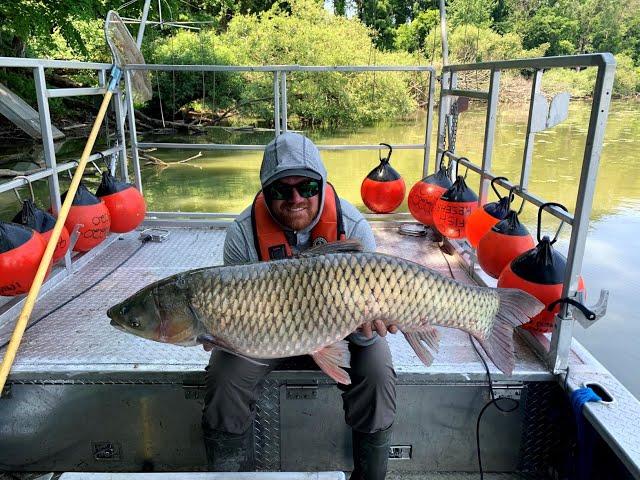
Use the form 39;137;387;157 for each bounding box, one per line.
0;57;129;275
0;55;616;376
122;64;437;199
434;53;616;374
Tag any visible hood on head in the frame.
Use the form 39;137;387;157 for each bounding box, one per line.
260;132;327;232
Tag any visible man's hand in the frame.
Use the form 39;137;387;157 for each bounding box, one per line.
358;320;399;339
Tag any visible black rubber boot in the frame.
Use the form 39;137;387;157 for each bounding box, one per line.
203;429;254;472
349;426;392;480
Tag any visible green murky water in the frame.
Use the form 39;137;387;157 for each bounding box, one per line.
1;99;639;398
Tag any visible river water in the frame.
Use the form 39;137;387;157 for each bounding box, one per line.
1;99;638;398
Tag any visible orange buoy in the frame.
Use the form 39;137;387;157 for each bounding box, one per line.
478;209;535;278
433;172;478;239
13;199;70;264
464;177;511;248
95;171;146;233
361;143;405;213
497;202;586;333
0;222;46;296
408;159;453;226
59;182;111;252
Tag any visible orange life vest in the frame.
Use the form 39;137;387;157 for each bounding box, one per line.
251;183;346;260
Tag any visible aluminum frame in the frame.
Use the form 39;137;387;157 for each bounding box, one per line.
434;53;616;375
0;58;129;275
123;64;437;183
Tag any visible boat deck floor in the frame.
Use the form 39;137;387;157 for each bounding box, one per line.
1;224;639;478
1;223;561;383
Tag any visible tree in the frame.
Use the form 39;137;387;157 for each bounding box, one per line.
517;6;578;56
449;0;496;28
394;9;439;53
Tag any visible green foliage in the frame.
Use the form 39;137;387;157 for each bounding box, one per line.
517;6;579;57
449;0;496;28
422;24;547;64
394;9;439;53
146;0;418;127
621;15;640;64
150;29;243;115
542;54;638;97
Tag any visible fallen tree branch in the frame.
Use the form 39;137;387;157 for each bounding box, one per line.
134;110;204;133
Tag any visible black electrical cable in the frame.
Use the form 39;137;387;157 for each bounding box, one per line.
0;236;151;351
436;233;520;479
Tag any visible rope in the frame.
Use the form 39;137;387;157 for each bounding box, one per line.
571;387;602;479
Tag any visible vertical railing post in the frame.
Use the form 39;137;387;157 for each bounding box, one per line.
422;69;436;177
435;70;450;172
124;70;143;193
520;69;543;190
113;88;129;182
548;57;616;373
273;71;281;137
34;66;72;272
478;69;501;205
280;71;288;133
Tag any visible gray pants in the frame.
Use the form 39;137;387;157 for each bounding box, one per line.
202;338;397;437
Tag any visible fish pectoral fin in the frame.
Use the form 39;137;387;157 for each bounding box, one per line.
403;325;440;366
311;340;352;385
197;333;218;350
196;334;268;367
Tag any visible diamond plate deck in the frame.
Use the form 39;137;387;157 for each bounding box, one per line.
0;225;554;381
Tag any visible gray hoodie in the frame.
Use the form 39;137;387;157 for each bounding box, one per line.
223;132;377;346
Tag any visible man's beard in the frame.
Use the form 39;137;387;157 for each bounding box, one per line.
272;202;318;231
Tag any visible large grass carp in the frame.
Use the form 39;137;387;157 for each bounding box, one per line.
108;241;543;383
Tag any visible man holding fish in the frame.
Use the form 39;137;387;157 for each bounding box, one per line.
203;132;399;478
108;133;542;478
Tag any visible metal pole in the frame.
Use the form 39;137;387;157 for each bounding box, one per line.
113;89;129;182
439;0;450;66
280;71;288;133
274;71;281;136
478;70;501;204
124;70;143;193
34;66;72;272
422;70;436;177
548;57;616;373
136;0;153;49
435;71;450;171
520;70;543;190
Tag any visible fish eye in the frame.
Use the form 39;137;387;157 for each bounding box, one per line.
129;319;141;329
121;306;129;316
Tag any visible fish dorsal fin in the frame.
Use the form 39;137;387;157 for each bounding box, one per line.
311;340;352;385
300;239;363;257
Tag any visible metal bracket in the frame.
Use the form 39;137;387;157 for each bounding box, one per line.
183;384;205;401
530;91;570;133
67;223;83;258
389;445;412;460
572;289;609;329
139;228;170;243
286;384;318;400
488;382;524;402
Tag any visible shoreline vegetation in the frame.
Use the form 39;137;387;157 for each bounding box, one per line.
0;0;638;141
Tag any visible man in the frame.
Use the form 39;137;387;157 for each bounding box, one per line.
202;132;398;480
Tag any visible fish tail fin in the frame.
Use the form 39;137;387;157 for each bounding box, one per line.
475;289;544;376
312;340;352;385
403;324;440;366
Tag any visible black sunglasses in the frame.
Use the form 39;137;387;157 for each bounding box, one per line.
266;179;321;201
